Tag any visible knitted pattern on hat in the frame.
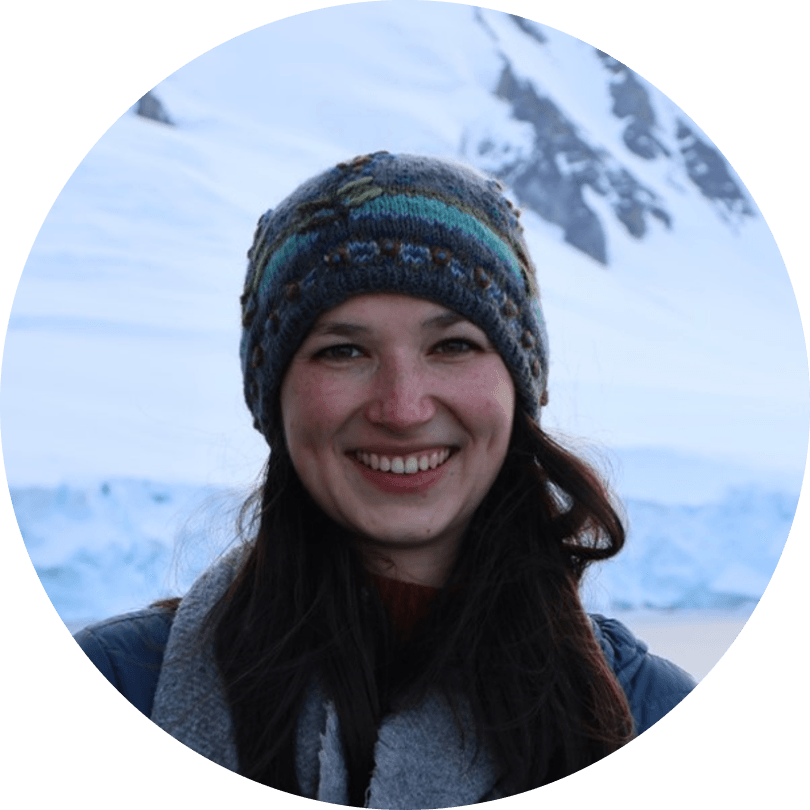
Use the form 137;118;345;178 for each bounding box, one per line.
240;151;549;444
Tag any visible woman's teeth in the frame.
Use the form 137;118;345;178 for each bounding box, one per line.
354;448;451;474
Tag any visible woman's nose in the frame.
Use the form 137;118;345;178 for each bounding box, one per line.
365;358;436;430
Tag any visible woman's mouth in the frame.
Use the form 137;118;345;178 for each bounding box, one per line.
348;447;454;494
353;448;452;475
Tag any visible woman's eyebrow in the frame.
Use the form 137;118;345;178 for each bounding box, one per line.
309;321;371;339
421;312;467;329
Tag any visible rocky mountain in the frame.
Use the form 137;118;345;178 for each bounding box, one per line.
463;10;753;264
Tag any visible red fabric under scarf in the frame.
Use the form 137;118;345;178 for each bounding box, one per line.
371;574;438;642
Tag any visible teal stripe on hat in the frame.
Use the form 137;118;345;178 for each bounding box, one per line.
351;195;524;282
255;231;319;296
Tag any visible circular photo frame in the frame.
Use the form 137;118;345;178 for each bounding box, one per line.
3;1;807;807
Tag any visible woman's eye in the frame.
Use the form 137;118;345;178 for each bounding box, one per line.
433;338;479;355
316;344;363;361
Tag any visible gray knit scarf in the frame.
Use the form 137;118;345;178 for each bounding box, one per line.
150;549;504;808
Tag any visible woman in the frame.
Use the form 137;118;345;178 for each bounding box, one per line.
75;151;695;808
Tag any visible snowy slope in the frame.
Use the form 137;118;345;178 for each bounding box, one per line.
2;2;806;623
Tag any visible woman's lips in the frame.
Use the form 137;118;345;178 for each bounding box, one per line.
348;447;454;494
353;448;451;474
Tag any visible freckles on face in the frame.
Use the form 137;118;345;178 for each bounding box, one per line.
279;294;515;576
281;365;356;516
283;366;347;444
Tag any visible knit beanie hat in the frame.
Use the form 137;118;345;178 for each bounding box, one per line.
240;151;549;445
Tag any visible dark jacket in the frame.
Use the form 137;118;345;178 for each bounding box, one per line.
75;607;695;733
74;551;696;807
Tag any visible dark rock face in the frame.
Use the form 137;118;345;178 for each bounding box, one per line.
136;91;174;126
488;62;670;264
676;121;753;215
509;15;547;44
596;51;669;160
467;13;753;265
596;51;751;216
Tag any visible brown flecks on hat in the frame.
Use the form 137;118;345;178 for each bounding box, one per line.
540;390;549;407
350;154;373;171
431;246;452;266
474;267;490;288
514;245;530;266
251;344;264;369
531;359;541;378
285;282;301;302
339;150;388;174
324;246;349;267
506;198;522;217
267;311;280;334
379;238;401;258
503;299;518;318
521;330;534;348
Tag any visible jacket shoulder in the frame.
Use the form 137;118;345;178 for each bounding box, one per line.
73;607;175;716
590;613;697;735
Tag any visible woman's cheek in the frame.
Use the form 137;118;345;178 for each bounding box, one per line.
295;370;359;432
450;363;515;421
492;374;515;416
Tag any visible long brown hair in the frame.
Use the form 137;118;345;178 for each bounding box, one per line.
212;408;634;803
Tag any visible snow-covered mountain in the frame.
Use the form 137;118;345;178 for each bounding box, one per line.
2;2;806;623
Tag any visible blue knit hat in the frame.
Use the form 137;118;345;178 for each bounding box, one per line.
240;151;549;444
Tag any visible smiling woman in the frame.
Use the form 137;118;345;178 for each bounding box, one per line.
281;295;515;586
73;152;695;808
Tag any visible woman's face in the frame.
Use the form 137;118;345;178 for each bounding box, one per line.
280;294;515;584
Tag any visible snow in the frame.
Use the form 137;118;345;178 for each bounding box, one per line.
2;2;807;626
11;472;798;626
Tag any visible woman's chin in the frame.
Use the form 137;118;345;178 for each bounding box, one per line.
353;524;447;550
345;509;469;561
